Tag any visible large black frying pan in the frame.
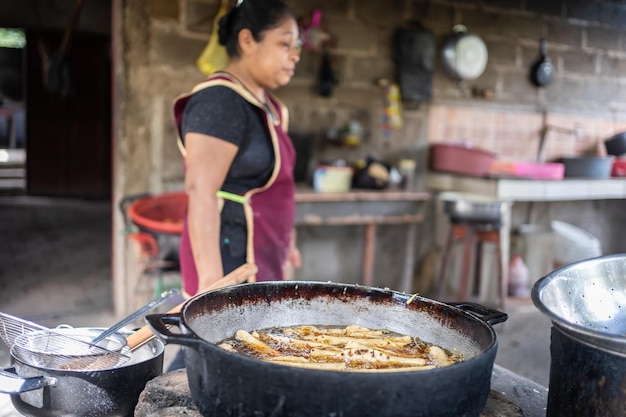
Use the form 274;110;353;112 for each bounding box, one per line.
146;281;507;417
530;39;554;87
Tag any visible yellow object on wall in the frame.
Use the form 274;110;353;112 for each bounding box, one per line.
385;83;403;129
382;82;403;138
196;0;230;75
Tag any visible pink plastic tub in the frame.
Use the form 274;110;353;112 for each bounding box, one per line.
490;161;565;180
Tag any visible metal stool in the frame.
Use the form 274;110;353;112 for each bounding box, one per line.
435;193;512;310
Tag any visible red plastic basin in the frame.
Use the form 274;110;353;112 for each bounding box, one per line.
612;159;626;177
430;142;496;177
128;192;188;235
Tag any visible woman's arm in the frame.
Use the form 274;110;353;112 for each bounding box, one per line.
184;132;239;292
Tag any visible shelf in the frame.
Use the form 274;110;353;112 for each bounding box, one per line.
426;173;626;202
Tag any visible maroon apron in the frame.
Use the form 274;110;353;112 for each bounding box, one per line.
173;74;295;296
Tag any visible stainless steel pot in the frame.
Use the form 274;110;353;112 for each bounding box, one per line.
440;192;511;224
441;25;488;82
532;254;626;416
0;327;164;417
146;281;507;417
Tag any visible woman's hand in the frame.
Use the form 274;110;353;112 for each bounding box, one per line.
287;245;301;268
282;245;301;280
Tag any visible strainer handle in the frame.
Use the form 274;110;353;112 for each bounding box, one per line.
0;366;57;394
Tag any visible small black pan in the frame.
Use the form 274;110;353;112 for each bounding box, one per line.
530;39;554;87
604;131;626;156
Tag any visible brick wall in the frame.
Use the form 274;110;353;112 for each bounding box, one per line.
115;0;626;295
421;0;626;162
137;0;626;191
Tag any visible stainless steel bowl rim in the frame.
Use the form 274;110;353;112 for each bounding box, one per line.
532;254;626;354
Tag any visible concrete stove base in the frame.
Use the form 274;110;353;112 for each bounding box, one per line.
135;365;548;417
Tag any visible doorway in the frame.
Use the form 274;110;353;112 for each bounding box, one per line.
25;30;112;198
0;28;26;191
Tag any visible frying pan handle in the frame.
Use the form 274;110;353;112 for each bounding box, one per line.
127;263;257;351
448;302;508;326
0;366;57;394
144;313;206;349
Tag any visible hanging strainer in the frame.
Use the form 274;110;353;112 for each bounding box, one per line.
0;312;131;371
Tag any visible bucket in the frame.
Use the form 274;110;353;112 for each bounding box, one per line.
532;254;626;416
128;192;187;235
313;165;353;193
551;220;602;267
127;192;187;267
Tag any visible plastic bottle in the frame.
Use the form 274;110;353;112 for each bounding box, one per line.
398;159;416;190
508;255;530;297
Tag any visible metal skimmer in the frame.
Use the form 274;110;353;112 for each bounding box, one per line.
0;312;131;371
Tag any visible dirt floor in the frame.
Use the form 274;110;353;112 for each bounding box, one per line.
0;195;553;416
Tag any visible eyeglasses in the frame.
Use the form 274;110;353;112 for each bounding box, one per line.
291;37;303;56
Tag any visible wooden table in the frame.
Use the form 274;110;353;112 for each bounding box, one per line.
294;188;431;292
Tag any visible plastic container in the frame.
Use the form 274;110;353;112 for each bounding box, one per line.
430;142;496;177
128;192;188;235
398;159;417;190
512;224;554;287
508;255;530;297
490;161;565;180
313;165;353;193
560;156;614;178
551;220;602;266
612;159;626;177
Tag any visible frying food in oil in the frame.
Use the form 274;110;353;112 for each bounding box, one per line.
218;324;463;372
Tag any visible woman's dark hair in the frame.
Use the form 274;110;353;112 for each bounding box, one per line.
218;0;295;58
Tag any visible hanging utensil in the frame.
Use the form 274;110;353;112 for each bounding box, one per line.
441;24;488;82
530;38;554;87
90;288;180;345
317;49;337;97
301;9;330;52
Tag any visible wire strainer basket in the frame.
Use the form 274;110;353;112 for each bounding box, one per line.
0;312;131;371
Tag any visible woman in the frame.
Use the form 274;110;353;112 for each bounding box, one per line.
169;0;302;371
173;0;302;299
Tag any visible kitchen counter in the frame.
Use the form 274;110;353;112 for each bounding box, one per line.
294;187;431;292
134;364;548;417
426;172;626;201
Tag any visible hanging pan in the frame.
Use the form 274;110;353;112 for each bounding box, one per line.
530;38;554;87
